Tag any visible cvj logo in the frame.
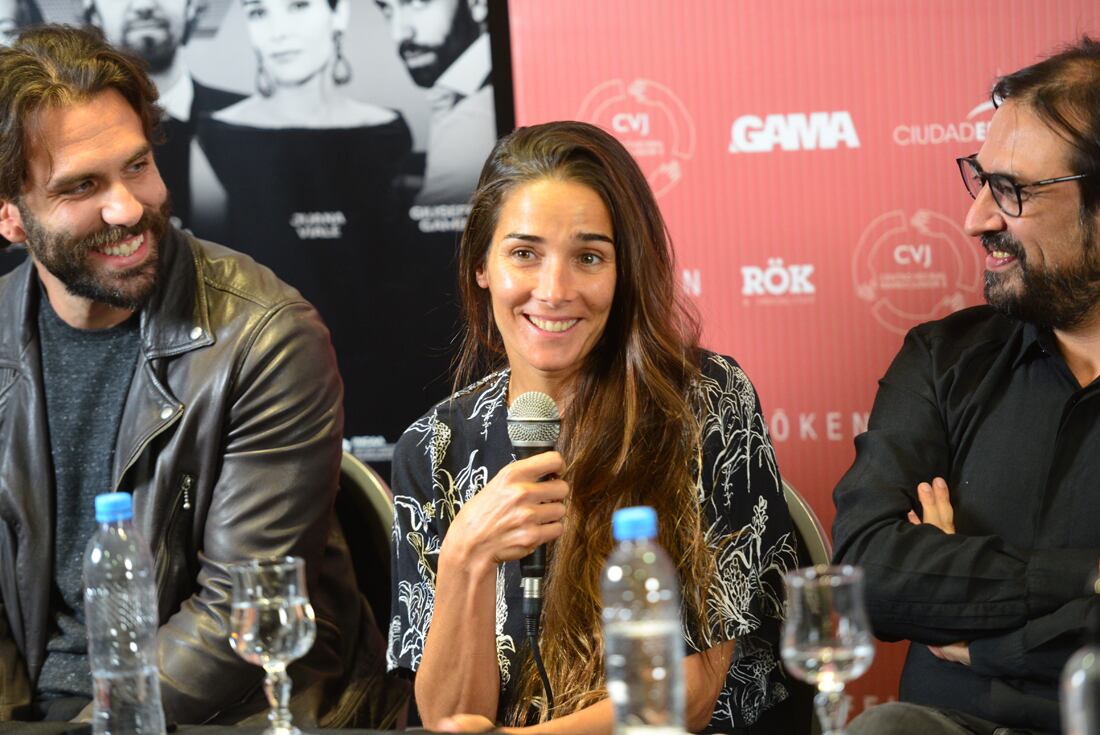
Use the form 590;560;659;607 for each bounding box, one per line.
742;258;816;297
853;209;981;334
612;113;650;136
578;78;696;198
728;111;860;153
894;244;932;268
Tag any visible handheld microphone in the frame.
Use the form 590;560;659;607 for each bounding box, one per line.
506;390;560;715
506;390;560;587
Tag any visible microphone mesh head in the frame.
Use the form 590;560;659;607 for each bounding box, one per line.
506;391;561;446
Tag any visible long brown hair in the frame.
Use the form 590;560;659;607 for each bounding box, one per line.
455;121;715;723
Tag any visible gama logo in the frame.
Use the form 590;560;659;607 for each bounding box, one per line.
728;111;860;153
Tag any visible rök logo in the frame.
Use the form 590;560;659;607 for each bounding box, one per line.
742;258;816;305
728;111;860;153
892;100;995;147
852;209;982;334
578;78;696;198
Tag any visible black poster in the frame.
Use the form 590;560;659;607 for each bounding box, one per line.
5;0;513;465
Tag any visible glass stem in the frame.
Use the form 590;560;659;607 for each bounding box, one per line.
264;664;294;733
814;688;849;735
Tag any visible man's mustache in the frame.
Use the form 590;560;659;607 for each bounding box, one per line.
981;233;1025;263
399;40;437;61
73;214;159;255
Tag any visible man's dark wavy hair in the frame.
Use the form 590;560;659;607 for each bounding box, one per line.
0;24;162;205
992;36;1100;216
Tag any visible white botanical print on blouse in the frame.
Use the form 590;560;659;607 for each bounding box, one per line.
389;371;518;688
387;354;798;729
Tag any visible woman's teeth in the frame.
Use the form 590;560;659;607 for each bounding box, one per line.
529;316;578;332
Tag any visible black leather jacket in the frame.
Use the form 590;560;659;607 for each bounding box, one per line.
0;229;372;724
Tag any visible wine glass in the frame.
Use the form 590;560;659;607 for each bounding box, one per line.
781;565;875;735
228;556;317;735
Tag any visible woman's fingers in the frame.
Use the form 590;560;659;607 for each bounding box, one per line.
505;450;565;482
445;455;571;567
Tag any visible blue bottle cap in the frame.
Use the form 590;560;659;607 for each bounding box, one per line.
612;506;658;541
95;492;133;523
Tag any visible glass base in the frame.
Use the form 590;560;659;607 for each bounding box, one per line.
263;727;302;735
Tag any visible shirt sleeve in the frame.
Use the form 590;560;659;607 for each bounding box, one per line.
969;596;1099;682
694;354;799;728
386;411;447;675
832;326;1099;644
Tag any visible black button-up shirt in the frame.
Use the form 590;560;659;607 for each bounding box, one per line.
833;305;1100;734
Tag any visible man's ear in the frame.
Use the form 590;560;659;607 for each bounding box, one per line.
467;0;488;26
0;201;26;245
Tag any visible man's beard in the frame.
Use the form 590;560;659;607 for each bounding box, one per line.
399;1;481;88
121;19;179;73
983;216;1100;330
21;202;170;311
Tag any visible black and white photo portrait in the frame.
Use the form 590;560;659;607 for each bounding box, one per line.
374;0;494;205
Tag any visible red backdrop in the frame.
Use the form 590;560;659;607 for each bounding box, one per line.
507;0;1100;715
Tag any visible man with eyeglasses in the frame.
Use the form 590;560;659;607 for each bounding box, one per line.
833;37;1100;735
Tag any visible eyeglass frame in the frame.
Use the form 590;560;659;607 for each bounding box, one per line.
956;154;1092;217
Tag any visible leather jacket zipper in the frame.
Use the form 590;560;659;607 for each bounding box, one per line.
154;472;194;594
180;473;192;510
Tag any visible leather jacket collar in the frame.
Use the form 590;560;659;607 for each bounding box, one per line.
0;228;213;367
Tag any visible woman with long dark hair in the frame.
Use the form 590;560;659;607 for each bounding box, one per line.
388;121;797;734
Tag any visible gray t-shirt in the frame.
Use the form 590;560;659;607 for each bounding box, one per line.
35;289;140;698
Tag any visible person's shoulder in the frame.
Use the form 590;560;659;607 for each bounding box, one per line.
209;96;265;127
699;349;743;374
342;100;401;127
909;305;1020;353
696;349;755;388
393;370;509;462
416;371;509;429
191;79;246;114
188;234;308;313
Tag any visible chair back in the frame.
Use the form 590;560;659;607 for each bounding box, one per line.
781;479;832;735
783;479;832;567
335;451;395;629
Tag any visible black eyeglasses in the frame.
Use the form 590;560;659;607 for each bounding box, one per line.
956;155;1091;217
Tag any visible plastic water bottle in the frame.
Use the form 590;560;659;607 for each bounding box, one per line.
1061;574;1100;735
83;492;166;735
602;506;685;735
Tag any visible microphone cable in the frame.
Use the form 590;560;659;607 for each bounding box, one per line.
507;391;560;718
522;553;555;716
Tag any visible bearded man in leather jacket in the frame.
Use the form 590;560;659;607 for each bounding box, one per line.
0;25;395;726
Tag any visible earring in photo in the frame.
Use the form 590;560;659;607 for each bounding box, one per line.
332;30;352;86
255;51;274;97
